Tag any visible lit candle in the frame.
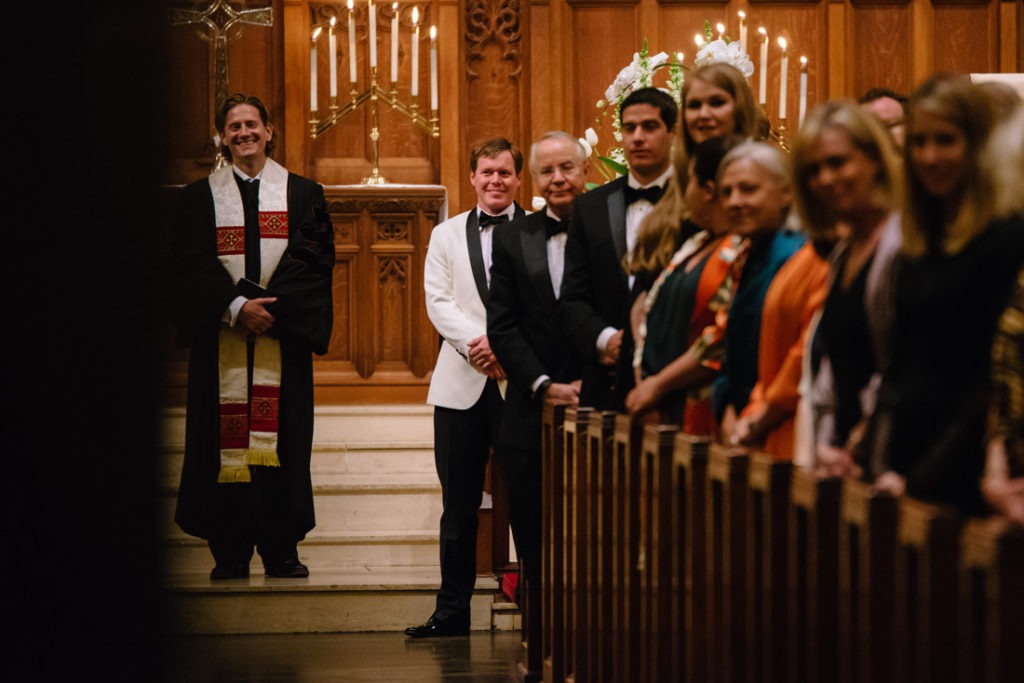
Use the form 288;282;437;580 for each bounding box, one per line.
311;26;322;112
676;51;684;64
758;28;768;105
390;3;399;84
798;56;808;127
347;0;357;83
738;11;747;53
429;25;438;110
716;22;725;40
368;0;377;68
695;34;704;49
411;7;419;96
778;37;788;120
329;17;337;98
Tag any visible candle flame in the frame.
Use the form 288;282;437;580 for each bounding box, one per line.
392;2;397;9
347;0;353;9
800;55;807;66
429;25;436;40
738;11;746;21
330;16;336;28
758;26;767;38
412;6;419;24
716;22;725;35
695;34;704;47
778;37;787;51
312;25;323;41
677;51;684;64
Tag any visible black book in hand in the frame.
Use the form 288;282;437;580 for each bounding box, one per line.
237;277;270;299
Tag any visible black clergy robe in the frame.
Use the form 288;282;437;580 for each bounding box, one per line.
168;171;335;544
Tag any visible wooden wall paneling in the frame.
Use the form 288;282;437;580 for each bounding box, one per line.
933;3;1001;75
439;0;465;213
851;3;913;101
569;2;640;189
998;0;1022;71
284;0;310;175
909;0;935;86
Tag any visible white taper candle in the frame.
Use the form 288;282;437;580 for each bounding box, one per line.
329;19;337;98
368;0;377;68
348;1;357;83
390;3;399;83
758;28;768;105
778;38;788;120
411;7;419;96
429;25;438;110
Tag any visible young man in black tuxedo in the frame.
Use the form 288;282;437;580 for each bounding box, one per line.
486;132;588;658
560;87;678;411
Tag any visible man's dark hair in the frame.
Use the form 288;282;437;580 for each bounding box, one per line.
692;133;746;186
620;87;678;131
470;137;524;174
216;93;276;161
858;87;908;107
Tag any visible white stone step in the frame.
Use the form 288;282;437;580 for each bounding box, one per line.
163;567;504;634
162;529;441;575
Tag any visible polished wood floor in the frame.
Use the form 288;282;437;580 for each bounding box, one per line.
164;631;526;682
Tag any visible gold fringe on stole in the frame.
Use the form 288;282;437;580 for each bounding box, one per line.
247;448;281;467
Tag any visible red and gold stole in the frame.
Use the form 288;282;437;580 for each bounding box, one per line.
210;159;290;483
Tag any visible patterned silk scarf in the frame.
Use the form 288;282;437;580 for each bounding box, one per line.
210;159;290;482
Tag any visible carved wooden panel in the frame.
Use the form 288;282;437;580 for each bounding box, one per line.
853;5;913;99
316;184;446;403
462;0;527;214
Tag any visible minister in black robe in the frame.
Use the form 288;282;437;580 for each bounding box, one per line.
168;94;335;579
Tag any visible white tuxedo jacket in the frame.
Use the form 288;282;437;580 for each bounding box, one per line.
424;209;511;409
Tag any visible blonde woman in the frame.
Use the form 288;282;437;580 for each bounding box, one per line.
789;100;904;477
870;75;1024;515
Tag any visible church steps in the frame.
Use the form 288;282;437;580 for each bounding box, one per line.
163;568;503;635
159;404;518;634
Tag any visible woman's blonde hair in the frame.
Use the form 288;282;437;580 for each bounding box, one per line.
902;74;997;256
983;101;1024;218
680;63;767;156
791;100;903;242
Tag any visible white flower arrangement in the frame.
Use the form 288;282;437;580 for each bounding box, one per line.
581;27;753;187
694;39;754;78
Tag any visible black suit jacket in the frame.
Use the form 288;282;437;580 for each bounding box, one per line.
559;176;633;411
487;211;581;453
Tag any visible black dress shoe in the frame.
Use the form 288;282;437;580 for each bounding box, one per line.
264;558;310;578
210;563;250;580
404;614;470;638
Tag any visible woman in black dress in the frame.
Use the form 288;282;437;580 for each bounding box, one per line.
789;101;904;478
870;75;1024;515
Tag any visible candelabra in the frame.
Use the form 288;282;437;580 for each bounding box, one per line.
310;2;438;185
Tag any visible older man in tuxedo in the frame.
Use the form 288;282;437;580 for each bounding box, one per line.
487;132;587;657
406;138;526;638
560;87;678;411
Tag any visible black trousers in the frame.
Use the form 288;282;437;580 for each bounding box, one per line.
208;465;301;569
431;379;504;619
493;443;542;634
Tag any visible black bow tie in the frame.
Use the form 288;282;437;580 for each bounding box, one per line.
624;184;663;206
478;212;509;229
545;216;567;239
